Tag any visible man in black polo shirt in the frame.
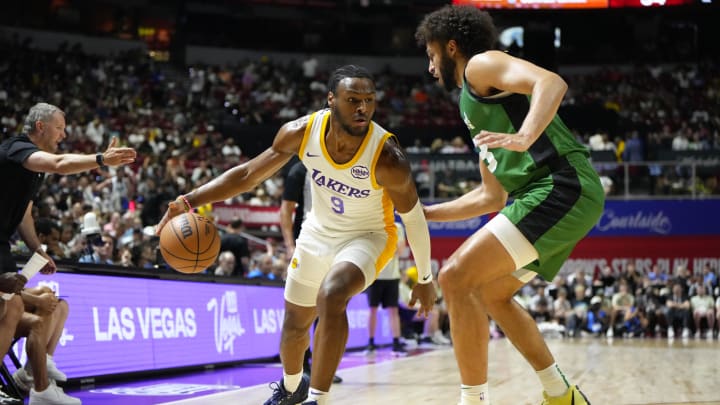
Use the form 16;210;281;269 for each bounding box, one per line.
0;102;136;404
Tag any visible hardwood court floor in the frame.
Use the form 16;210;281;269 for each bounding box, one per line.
163;337;720;405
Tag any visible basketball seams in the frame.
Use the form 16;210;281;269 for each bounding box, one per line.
189;213;200;269
169;215;201;255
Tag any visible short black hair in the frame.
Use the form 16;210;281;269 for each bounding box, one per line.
327;65;374;94
36;218;59;236
415;5;498;58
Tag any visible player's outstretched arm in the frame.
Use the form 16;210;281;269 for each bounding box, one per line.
376;139;436;317
156;117;307;234
423;157;507;223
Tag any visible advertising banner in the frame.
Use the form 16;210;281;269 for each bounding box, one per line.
453;0;609;9
424;200;720;238
7;273;390;380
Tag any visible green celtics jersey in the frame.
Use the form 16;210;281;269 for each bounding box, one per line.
459;82;590;196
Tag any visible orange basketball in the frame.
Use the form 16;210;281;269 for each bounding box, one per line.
159;213;221;274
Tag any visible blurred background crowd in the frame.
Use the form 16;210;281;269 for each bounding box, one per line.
0;0;718;342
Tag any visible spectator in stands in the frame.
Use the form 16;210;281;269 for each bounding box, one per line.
606;279;634;338
270;257;288;281
690;285;715;339
665;282;691;339
78;233;115;265
35;218;65;261
597;265;617;297
552;287;572;327
622;263;643;294
529;283;553;323
214;251;237;277
638;284;668;337
0;102;134;403
118;247;134;267
701;264;717;291
246;253;276;281
220;219;250;277
584;296;608;337
58;223;81;261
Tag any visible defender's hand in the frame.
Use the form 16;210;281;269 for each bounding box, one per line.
409;282;437;318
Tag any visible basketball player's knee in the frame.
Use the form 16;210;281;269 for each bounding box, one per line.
57;299;69;316
5;295;24;322
438;260;471;295
282;311;312;339
316;284;350;314
38;286;54;295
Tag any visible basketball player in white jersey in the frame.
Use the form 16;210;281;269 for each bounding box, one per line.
156;65;437;405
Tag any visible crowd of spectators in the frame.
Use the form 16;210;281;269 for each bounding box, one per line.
0;33;718;274
515;263;720;341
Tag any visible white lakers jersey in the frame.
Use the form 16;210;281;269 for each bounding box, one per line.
298;109;397;241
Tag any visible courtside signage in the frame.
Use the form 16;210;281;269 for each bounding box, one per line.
6;273;390;379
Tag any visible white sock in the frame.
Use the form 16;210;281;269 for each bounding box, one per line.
537;363;570;397
283;371;303;392
306;387;328;404
460;383;489;404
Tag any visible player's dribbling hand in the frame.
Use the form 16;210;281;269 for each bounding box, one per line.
409;282;437;318
155;198;185;236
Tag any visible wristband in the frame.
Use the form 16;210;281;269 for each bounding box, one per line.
95;153;107;169
179;195;193;212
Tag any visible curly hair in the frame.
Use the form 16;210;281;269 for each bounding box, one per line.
415;5;498;58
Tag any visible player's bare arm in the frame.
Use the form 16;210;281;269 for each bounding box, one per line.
424;158;507;223
375;138;436;316
374;139;419;213
468;50;568;152
156;116;308;234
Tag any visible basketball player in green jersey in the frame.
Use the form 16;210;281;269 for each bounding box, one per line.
416;5;604;405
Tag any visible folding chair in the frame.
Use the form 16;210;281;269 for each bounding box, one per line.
1;339;23;400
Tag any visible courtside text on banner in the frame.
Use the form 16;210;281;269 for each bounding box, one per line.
5;273;390;379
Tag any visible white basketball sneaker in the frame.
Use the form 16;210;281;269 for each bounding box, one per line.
29;382;81;405
12;367;33;392
46;356;67;382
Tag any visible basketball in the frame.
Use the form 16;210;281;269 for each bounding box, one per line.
159;212;221;274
